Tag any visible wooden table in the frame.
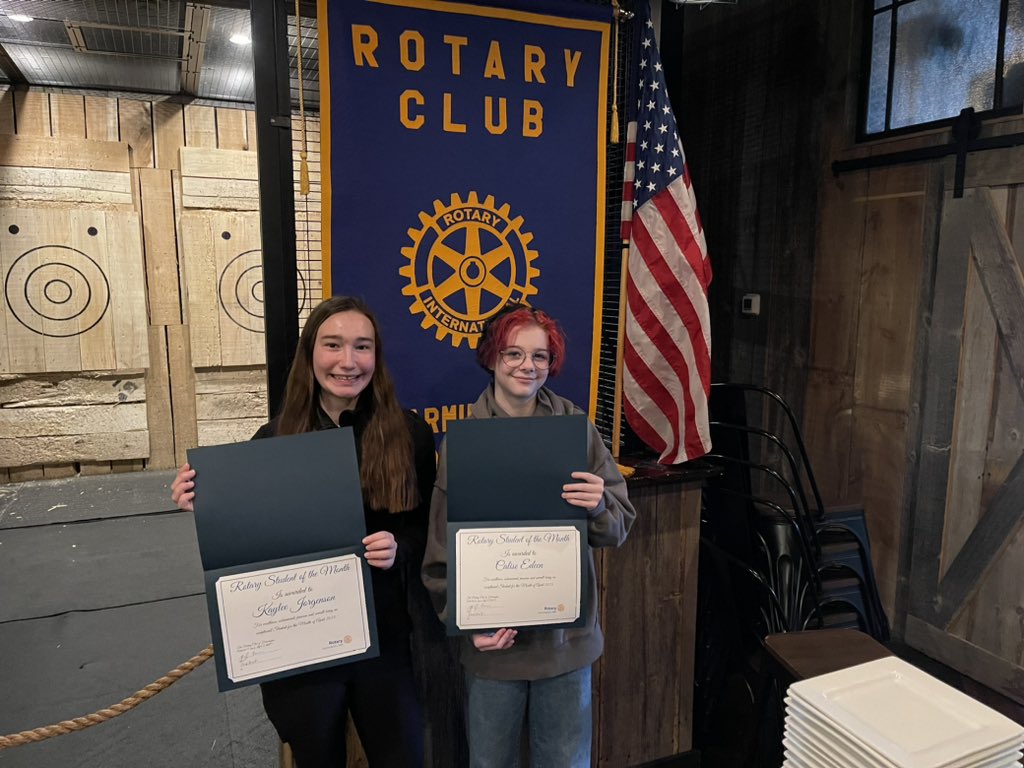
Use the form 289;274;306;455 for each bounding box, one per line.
765;628;892;681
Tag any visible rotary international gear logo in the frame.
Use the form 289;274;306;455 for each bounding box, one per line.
400;192;539;348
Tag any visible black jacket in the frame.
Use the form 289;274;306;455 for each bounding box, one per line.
253;395;436;651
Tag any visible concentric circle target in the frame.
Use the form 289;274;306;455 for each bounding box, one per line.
217;249;308;332
4;245;110;337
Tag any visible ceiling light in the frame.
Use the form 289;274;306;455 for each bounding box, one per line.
8;14;34;22
230;33;251;45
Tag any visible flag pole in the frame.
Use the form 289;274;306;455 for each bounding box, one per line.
612;244;629;459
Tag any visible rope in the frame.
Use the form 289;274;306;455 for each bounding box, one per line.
0;645;214;750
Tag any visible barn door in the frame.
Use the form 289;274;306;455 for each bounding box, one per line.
905;170;1024;704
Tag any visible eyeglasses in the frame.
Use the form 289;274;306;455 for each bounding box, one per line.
499;347;552;370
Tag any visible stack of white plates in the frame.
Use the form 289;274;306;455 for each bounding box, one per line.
782;656;1024;768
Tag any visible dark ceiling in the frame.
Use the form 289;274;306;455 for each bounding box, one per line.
0;0;319;108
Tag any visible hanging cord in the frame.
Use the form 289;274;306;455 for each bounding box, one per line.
611;1;621;143
295;0;310;196
0;645;214;750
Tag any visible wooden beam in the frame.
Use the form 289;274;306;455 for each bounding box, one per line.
0;135;129;171
139;169;184;325
905;615;1024;707
906;196;972;620
970;188;1024;403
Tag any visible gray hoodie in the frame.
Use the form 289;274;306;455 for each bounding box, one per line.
421;384;636;681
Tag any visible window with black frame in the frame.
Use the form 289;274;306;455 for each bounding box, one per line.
863;0;1024;137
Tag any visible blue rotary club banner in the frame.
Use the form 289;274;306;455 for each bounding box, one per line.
319;0;610;436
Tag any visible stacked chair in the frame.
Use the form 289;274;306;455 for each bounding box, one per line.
694;383;890;767
701;383;889;641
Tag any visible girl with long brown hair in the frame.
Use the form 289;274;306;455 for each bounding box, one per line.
172;296;434;767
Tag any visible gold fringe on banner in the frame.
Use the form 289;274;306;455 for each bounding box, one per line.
295;0;310;196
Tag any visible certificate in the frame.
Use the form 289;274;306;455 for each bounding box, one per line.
214;553;372;684
452;524;583;631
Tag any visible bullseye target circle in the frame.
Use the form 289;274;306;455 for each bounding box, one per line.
217;249;308;332
4;245;110;337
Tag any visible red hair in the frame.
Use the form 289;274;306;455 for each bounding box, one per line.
476;304;566;376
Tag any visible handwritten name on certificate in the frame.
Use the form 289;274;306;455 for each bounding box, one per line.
215;554;371;683
455;526;581;630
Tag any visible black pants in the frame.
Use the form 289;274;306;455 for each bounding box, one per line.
261;647;423;768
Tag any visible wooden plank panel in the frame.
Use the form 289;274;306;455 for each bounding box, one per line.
198;418;267;446
139;169;183;325
905;615;1024;707
595;482;701;763
111;458;145;473
153;101;185;170
102;209;149;369
0;468;9;483
851;405;908;620
180;177;260;210
941;259;998;579
971;188;1024;404
0;431;148;465
184;103;216;148
78;461;113;476
196;391;267;421
48;94;86;139
0;373;144;406
0;87;14;134
0;210;72;373
964;145;1024;189
0;135;129;171
145;325;175;470
245;109;257;151
13;91;50;136
42;463;77;479
178;212;221;365
84;95;119;141
950;513;1024;668
854;188;925;412
216;212;265;366
194;368;267;393
0;167;133;206
907;196;973;619
7;465;44;481
0;402;146;437
167;324;198;465
54;209;110;371
179;147;259;180
118;99;154;169
802;369;855;505
936;455;1024;627
216;107;248;150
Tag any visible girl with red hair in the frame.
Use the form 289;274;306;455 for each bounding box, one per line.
422;303;636;768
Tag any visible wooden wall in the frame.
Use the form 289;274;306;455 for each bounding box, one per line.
675;0;1024;675
0;87;322;484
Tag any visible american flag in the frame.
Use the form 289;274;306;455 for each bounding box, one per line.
620;2;712;464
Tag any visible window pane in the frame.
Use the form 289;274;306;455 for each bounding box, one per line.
891;0;1000;129
867;11;892;134
1005;0;1024;106
875;0;893;9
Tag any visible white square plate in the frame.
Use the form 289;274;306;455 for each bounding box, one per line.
788;658;1024;768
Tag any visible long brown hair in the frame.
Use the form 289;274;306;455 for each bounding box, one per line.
276;296;418;512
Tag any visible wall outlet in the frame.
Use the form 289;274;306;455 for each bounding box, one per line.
741;293;761;316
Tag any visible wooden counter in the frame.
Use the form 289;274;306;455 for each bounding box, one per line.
592;460;711;766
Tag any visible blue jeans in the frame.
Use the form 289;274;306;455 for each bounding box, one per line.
465;666;592;768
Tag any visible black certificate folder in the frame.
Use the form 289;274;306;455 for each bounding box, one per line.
446;414;588;523
187;428;379;690
445;415;590;635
